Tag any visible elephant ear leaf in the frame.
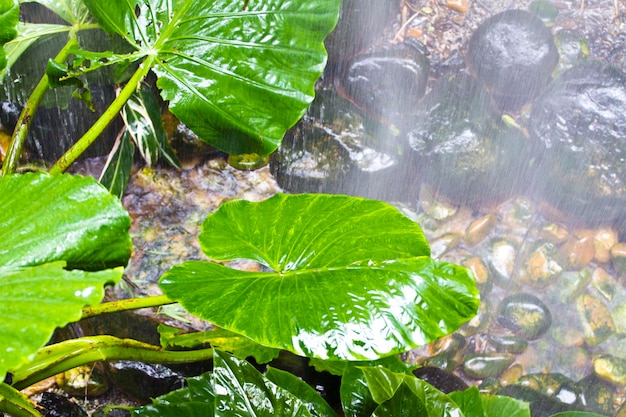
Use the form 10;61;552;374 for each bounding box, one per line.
0;173;131;381
82;0;342;155
160;193;480;361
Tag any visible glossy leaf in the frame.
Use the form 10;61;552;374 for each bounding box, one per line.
82;0;342;155
121;83;180;168
0;22;69;83
0;0;19;73
213;350;314;416
160;194;479;360
265;367;339;417
360;366;405;405
99;129;136;199
404;376;464;417
0;262;123;381
0;172;132;270
158;324;280;365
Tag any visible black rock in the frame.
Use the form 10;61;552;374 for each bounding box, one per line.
38;392;87;417
408;73;531;208
528;62;626;226
413;366;469;393
466;10;559;109
105;361;186;403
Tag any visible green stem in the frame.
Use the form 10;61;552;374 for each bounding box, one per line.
0;383;42;417
49;55;156;174
1;36;79;177
81;294;176;319
11;335;214;390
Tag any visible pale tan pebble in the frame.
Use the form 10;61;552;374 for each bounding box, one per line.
593;228;618;263
591;267;620;302
430;232;462;259
464;213;497;246
500;363;524;386
559;235;595;269
463;256;489;286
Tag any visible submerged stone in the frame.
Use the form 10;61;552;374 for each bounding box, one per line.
497;293;552;340
462;352;515;379
408;73;531;208
528;62;626;227
466;10;559;109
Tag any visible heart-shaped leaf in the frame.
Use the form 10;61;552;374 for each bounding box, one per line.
82;0;341;155
160;194;480;361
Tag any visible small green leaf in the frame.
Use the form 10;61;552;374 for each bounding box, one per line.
213;350;314;416
83;0;342;155
403;377;464;417
0;262;123;381
0;172;132;270
265;367;339;417
99;129;136;198
0;0;19;73
160;194;479;361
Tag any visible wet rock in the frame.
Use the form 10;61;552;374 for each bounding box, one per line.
487;237;519;289
500;363;524;386
528;1;559;26
466;10;559;109
105;361;186;403
414;366;469;393
463;256;491;293
593;354;626;386
271;88;421;201
577;374;618;414
409;73;531;208
497;293;552;340
498;385;582;417
517;373;572;397
593;228;618;264
554;29;589;72
464;214;497;247
488;334;529;354
462;352;515;379
324;0;401;79
528;62;626;227
576;293;615;346
38;392;87;417
340;43;429;121
517;240;563;288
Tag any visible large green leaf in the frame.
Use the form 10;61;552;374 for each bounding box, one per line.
0;0;19;73
0;262;122;381
0;172;132;270
160;193;480;361
82;0;342;155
